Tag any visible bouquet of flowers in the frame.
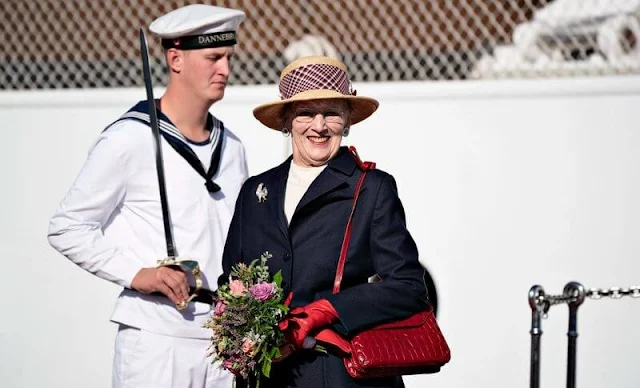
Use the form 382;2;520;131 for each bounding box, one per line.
205;252;289;385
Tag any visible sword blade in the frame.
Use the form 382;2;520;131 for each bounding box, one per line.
139;28;176;258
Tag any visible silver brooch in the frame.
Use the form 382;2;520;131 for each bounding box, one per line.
256;183;268;203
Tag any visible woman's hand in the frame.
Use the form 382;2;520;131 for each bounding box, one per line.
278;299;339;349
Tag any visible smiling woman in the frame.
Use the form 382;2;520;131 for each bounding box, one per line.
218;55;431;388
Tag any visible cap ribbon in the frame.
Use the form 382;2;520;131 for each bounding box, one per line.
161;30;237;50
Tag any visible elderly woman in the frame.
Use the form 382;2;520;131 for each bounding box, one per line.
220;56;428;388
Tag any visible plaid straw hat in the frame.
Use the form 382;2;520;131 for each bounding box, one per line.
253;56;379;130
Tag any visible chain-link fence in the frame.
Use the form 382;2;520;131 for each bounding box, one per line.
2;0;639;90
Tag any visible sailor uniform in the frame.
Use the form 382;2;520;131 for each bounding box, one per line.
48;100;248;339
49;4;247;387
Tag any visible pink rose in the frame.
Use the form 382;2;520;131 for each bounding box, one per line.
223;359;238;374
229;280;247;297
214;300;226;316
250;282;275;301
241;338;256;355
223;357;244;377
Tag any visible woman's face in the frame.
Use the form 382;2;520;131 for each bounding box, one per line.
288;99;350;167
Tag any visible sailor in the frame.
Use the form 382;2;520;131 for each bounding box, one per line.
47;4;248;387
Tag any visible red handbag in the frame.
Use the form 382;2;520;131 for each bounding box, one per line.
335;147;451;379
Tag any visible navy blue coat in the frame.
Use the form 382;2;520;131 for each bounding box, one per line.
220;147;429;388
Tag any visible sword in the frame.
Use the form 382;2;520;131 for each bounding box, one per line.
139;28;202;310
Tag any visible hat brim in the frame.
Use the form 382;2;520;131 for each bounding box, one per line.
253;89;379;130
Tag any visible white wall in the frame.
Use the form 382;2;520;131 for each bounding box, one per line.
1;76;639;388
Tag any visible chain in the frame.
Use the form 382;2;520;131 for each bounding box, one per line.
531;284;640;320
534;294;575;318
586;286;640;300
545;294;576;306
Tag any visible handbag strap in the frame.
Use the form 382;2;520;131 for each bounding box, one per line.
333;146;376;294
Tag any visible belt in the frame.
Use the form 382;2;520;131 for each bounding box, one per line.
150;287;216;305
191;287;216;305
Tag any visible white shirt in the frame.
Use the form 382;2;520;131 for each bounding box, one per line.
48;118;248;339
284;161;327;223
189;139;214;171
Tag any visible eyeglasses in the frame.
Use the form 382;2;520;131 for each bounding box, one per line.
293;109;345;124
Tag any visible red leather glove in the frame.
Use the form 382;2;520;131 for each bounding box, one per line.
278;299;339;349
283;291;293;307
315;328;351;356
272;292;296;363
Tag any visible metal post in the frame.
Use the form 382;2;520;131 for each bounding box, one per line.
564;282;585;388
529;285;545;388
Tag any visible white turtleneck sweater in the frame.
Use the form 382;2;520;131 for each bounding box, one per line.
284;161;327;223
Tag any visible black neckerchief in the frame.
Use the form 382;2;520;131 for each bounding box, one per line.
105;100;224;193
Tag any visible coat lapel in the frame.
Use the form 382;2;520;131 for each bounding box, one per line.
266;158;292;240
294;147;358;214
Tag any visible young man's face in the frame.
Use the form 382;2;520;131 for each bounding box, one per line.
181;46;234;103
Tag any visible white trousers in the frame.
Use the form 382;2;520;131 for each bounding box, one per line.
113;325;233;388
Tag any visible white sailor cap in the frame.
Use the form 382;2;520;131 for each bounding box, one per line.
149;4;246;50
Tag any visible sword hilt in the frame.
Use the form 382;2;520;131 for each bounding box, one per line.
156;257;203;310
